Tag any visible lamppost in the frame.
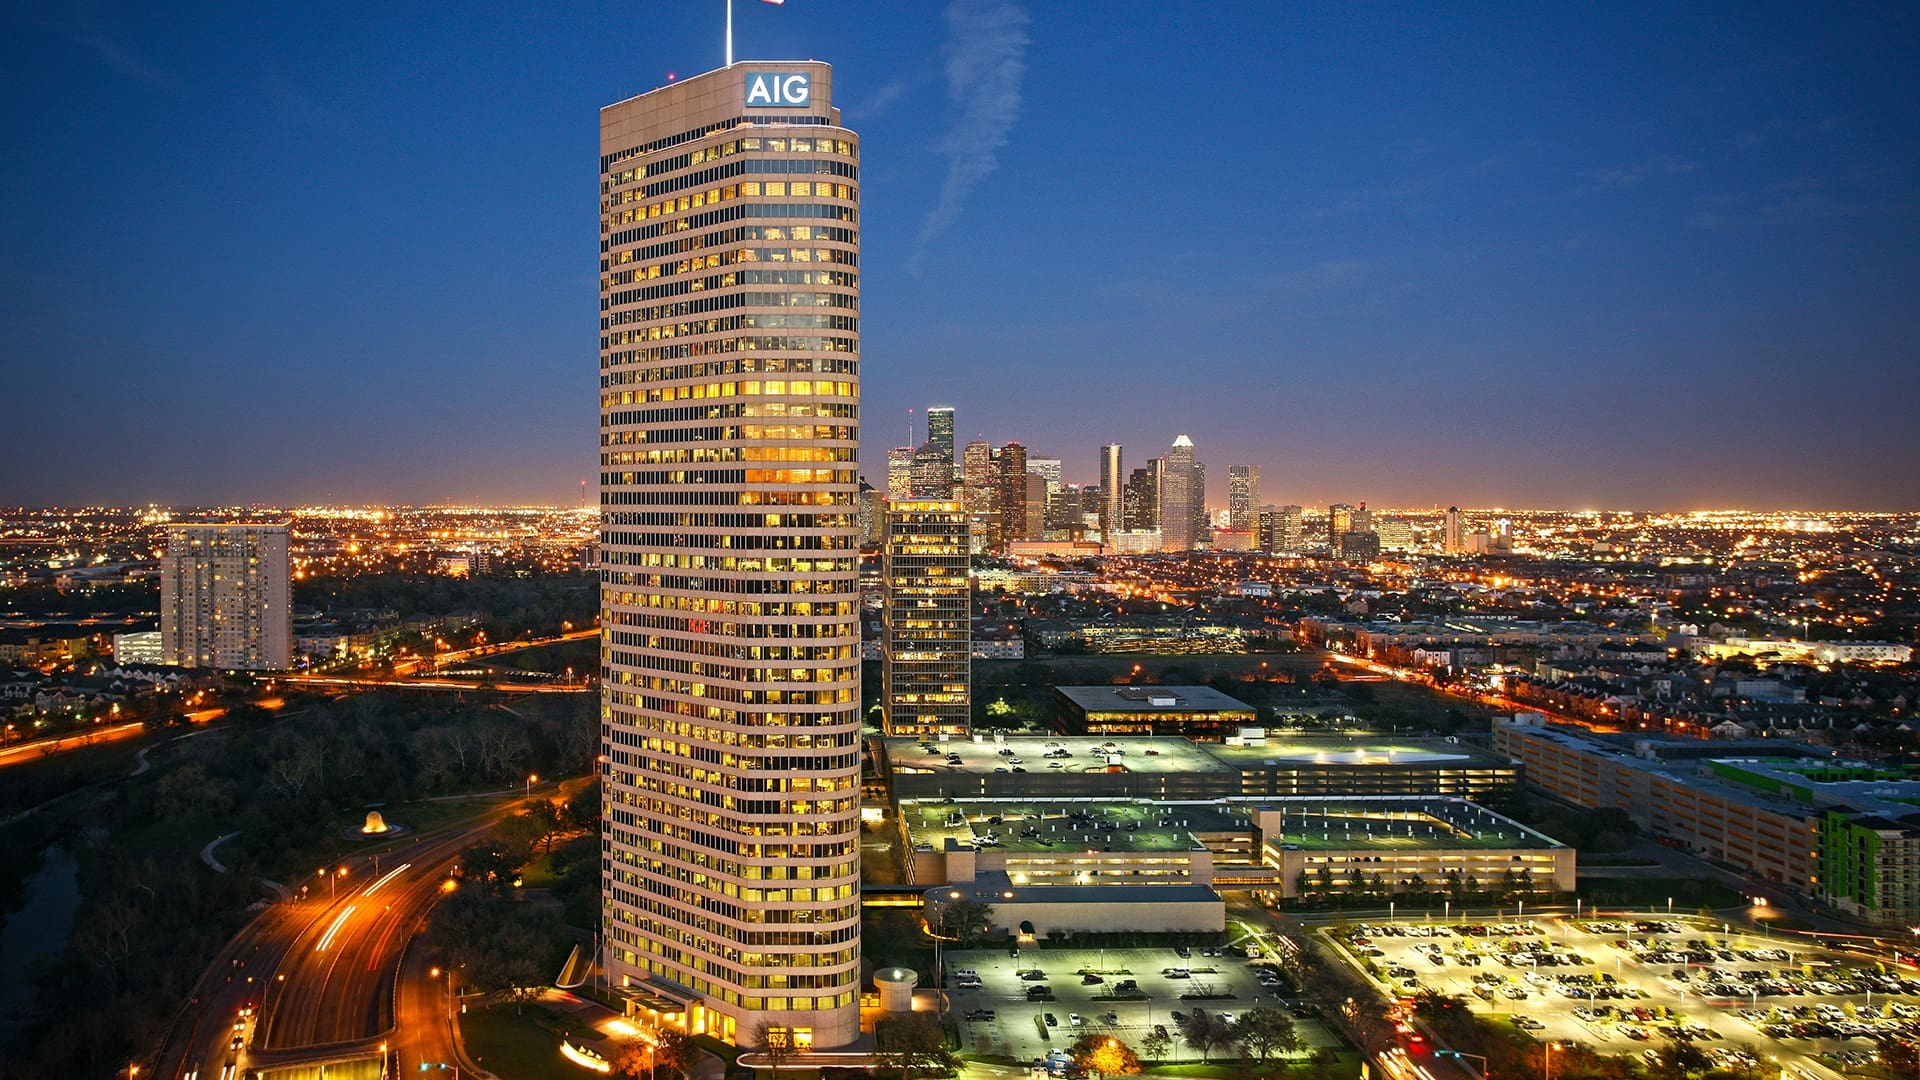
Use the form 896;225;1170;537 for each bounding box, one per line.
527;773;539;800
1545;1040;1559;1080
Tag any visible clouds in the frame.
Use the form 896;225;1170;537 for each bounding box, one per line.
1581;153;1699;193
914;0;1030;270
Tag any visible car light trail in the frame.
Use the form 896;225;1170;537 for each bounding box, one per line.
360;863;412;897
316;905;357;952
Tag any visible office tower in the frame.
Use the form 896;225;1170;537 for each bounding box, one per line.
1339;530;1381;561
924;406;955;465
1351;502;1373;535
1158;435;1202;551
1024;473;1048;539
881;500;971;737
886;446;914;500
857;480;885;547
1276;504;1305;551
960;440;993;514
160;523;292;670
1123;464;1159;532
599;62;861;1049
1097;444;1123;539
1495;517;1514;553
909;441;953;498
993;442;1028;550
1443;506;1465;553
1328;503;1356;549
1376;517;1413;551
1026;457;1063;491
1047;484;1087;535
1227;465;1260;533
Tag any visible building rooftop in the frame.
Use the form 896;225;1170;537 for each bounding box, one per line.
899;797;1237;854
1255;797;1566;851
1055;685;1256;714
882;733;1512;781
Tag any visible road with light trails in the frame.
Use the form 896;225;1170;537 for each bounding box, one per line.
154;805;519;1080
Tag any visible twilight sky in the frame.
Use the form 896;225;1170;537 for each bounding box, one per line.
3;2;1917;510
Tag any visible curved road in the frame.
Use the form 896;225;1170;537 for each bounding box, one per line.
155;809;513;1079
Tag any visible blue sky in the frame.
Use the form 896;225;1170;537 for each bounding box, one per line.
3;1;1916;509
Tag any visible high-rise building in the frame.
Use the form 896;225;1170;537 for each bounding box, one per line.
886;446;914;500
993;442;1028;550
1026;457;1063;491
924;406;955;465
1351;502;1373;535
599;62;861;1049
1376;517;1414;551
1443;506;1465;554
881;500;970;737
1274;505;1304;551
1158;435;1203;551
1123;463;1159;532
909;441;953;498
1227;465;1260;533
857;480;885;547
160;523;292;670
1024;473;1049;539
960;439;996;554
1097;444;1123;541
1328;503;1356;549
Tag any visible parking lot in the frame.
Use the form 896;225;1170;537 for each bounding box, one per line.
1329;914;1920;1075
943;942;1343;1066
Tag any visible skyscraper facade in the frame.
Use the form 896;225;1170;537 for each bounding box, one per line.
160;523;292;670
1158;435;1203;551
599;62;861;1049
1227;465;1260;533
1123;463;1159;533
886;446;914;500
993;442;1028;550
924;406;955;465
1328;503;1356;549
1443;506;1465;554
1097;443;1123;541
909;441;953;498
881;500;970;737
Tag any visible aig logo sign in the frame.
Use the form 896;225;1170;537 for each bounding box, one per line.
745;71;811;108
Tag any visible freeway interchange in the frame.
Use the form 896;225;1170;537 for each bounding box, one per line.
154;810;509;1080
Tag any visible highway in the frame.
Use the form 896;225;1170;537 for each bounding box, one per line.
155;808;512;1080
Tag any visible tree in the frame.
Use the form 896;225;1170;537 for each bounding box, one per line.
1232;1007;1300;1062
426;890;571;1010
874;1011;956;1078
612;1037;653;1079
939;898;994;947
651;1026;691;1080
1179;1008;1232;1063
492;811;547;863
1069;1033;1141;1078
1653;1037;1711;1076
747;1020;795;1076
1139;1026;1172;1063
566;778;603;830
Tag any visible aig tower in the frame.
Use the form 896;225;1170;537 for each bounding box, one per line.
599;62;862;1049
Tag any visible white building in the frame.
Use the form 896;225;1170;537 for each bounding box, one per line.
160;524;292;671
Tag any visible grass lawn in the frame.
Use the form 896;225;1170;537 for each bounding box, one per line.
461;1003;609;1080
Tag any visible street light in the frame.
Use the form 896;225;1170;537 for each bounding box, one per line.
527;773;539;799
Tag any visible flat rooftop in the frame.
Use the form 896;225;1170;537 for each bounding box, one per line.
899;796;1564;854
1256;797;1565;851
883;734;1512;780
900;797;1239;854
1055;685;1255;714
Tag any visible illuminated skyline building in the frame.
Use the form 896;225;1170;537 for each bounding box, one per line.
598;61;862;1048
881;500;971;737
1227;464;1260;533
1098;443;1123;541
1158;435;1203;551
159;523;292;671
886;446;913;500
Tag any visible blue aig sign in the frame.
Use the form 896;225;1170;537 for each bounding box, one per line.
745;71;811;107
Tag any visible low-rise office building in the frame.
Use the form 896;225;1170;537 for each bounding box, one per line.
1054;685;1257;738
880;733;1519;804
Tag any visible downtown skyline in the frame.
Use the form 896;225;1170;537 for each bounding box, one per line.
4;2;1918;510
